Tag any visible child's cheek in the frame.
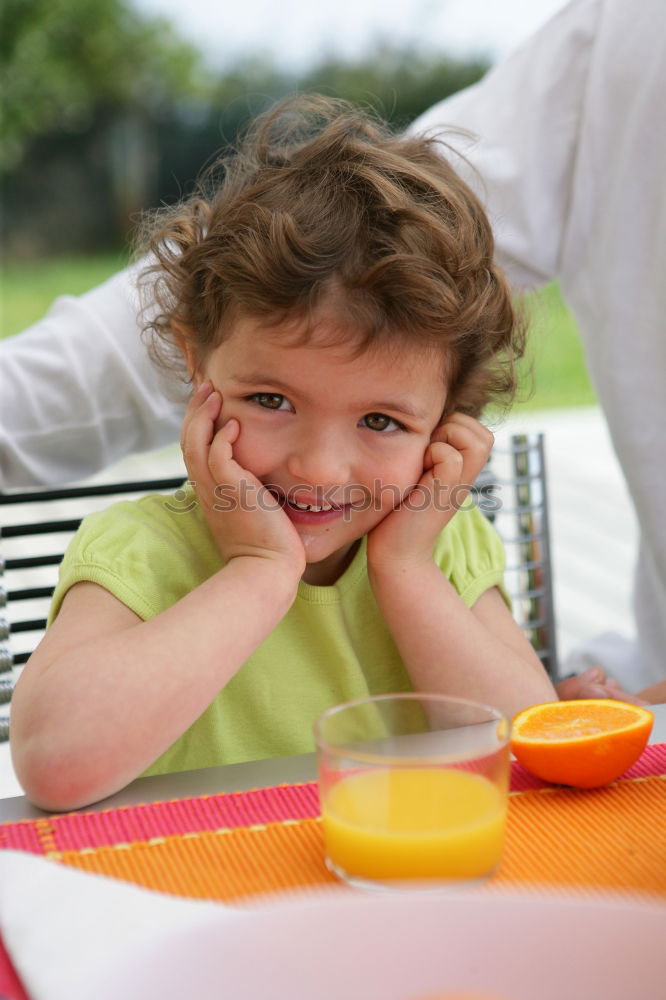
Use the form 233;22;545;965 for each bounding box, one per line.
228;425;272;478
401;445;430;486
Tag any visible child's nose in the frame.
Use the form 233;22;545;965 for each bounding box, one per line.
287;428;351;487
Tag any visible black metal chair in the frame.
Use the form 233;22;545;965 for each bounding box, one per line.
0;476;185;742
484;432;558;679
0;433;558;741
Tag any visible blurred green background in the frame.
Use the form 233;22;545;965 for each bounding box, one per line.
0;0;596;410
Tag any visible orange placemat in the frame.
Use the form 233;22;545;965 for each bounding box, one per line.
496;774;666;897
3;745;665;904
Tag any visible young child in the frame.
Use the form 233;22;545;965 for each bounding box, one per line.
11;96;556;811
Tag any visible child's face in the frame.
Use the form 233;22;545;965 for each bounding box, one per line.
197;312;448;585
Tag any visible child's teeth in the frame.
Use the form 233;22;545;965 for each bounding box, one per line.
293;501;332;512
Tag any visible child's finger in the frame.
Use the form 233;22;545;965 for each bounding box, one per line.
180;389;221;474
180;381;213;447
424;440;463;481
431;414;494;482
433;412;494;452
207;418;241;480
185;380;213;418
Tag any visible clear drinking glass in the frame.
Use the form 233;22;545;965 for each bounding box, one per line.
313;693;510;891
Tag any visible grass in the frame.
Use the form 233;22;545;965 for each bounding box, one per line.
515;283;597;410
0;255;597;410
0;252;130;340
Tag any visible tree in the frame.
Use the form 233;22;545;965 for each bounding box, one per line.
1;9;491;254
161;46;490;207
299;44;490;129
0;0;209;170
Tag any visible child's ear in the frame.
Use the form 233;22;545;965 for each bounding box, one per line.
172;321;199;385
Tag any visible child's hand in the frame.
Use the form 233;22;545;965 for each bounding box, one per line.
367;412;494;577
180;382;306;578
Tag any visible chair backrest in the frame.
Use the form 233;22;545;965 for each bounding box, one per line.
478;432;558;680
0;433;558;741
0;477;185;742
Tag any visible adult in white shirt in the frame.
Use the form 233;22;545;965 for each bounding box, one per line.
1;0;664;693
409;0;666;695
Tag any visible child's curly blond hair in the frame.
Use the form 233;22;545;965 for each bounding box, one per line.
137;94;524;418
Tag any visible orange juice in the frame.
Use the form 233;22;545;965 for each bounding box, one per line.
322;767;506;881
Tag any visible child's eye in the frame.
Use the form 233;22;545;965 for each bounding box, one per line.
247;393;290;411
361;412;405;433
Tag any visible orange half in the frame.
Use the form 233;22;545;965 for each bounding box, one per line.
511;699;653;788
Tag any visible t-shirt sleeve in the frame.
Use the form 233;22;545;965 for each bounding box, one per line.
47;491;214;625
433;501;509;609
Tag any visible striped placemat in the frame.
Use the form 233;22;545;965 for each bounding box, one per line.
2;744;664;903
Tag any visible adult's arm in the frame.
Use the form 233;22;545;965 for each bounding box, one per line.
409;0;600;290
0;263;186;489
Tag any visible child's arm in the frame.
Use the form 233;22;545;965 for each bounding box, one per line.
11;385;305;811
366;414;557;718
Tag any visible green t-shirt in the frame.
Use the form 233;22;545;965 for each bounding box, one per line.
49;490;507;776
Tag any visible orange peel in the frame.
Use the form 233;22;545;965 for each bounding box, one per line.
510;699;653;788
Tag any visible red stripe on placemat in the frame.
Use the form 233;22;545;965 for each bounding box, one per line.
0;820;45;856
0;782;320;855
622;740;666;778
0;934;30;1000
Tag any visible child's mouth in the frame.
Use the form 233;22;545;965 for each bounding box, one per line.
282;497;349;525
266;488;357;525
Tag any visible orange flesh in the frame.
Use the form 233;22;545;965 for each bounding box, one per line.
516;703;642;741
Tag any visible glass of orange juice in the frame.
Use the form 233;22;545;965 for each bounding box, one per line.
314;693;510;890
